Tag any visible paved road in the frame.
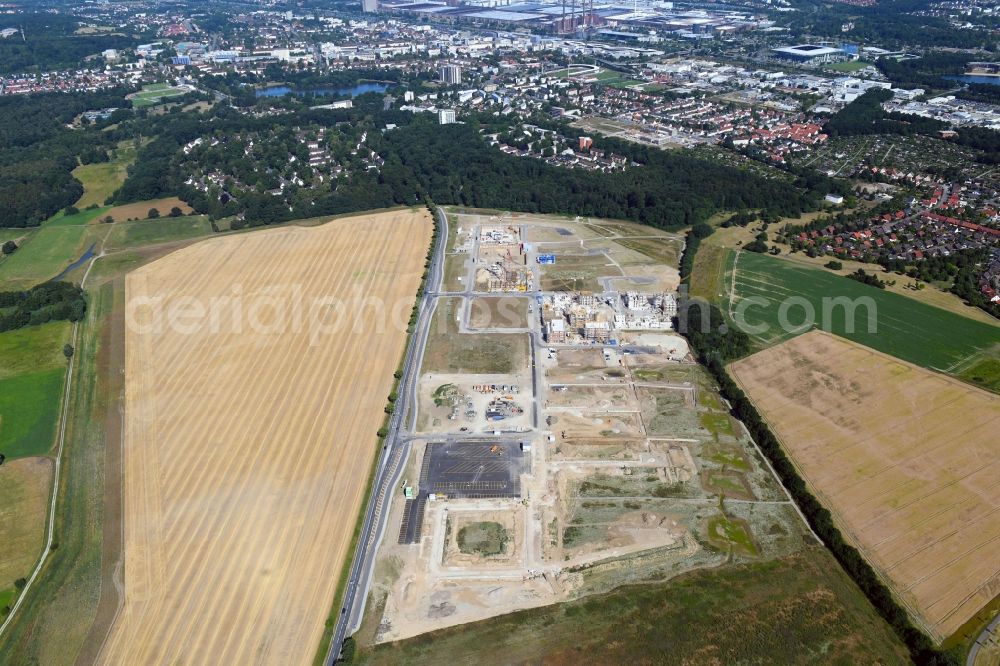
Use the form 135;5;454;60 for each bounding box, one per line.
324;207;448;664
967;611;1000;666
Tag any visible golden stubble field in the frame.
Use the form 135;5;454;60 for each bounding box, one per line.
99;209;432;665
730;331;1000;642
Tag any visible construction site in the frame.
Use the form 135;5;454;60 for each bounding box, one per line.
474;224;532;293
359;212;818;645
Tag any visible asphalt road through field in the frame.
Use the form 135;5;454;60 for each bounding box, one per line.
324;207;448;664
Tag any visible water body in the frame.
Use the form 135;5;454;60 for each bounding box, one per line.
945;75;1000;87
51;243;96;282
255;82;390;98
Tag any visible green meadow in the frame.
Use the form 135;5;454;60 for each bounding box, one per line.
722;251;1000;371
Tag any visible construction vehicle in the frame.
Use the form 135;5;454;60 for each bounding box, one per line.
489;445;504;455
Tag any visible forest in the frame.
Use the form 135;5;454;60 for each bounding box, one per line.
0;89;130;227
0;13;137;74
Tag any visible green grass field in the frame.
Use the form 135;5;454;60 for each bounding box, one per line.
0;368;65;459
359;548;907;664
0;323;72;381
0;322;71;460
722;251;1000;371
71;142;137;209
130;83;189;108
826;60;873;73
105;215;213;250
707;515;757;556
0;208;108;289
953;350;1000;393
0;229;31;244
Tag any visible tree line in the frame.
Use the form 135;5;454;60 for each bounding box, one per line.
0;281;86;332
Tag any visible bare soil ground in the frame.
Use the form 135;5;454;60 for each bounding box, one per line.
99;209;431;665
468;296;528;329
731;330;1000;641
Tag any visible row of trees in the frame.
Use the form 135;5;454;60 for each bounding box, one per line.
0;281;87;332
675;228;958;666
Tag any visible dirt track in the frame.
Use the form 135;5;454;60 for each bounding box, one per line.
731;331;1000;641
99;210;431;665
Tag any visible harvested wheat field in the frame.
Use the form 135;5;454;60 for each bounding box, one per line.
99;209;432;665
730;330;1000;642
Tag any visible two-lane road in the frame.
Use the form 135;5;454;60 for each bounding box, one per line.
324;207;448;664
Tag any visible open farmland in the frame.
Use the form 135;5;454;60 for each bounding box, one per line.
0;458;52;609
723;250;1000;372
730;331;1000;642
0;322;72;460
99;209;431;664
104;215;213;250
102;197;192;222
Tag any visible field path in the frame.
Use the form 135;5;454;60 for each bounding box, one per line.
99;210;431;665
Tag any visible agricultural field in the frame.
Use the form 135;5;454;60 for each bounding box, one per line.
0;280;124;666
730;331;1000;642
722;250;1000;372
102;197;192;222
104;215;213;250
0;458;52;613
359;548;907;665
99;209;431;664
0;322;72;460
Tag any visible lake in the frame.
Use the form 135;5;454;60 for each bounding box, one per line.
255;82;390;98
945;75;1000;87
